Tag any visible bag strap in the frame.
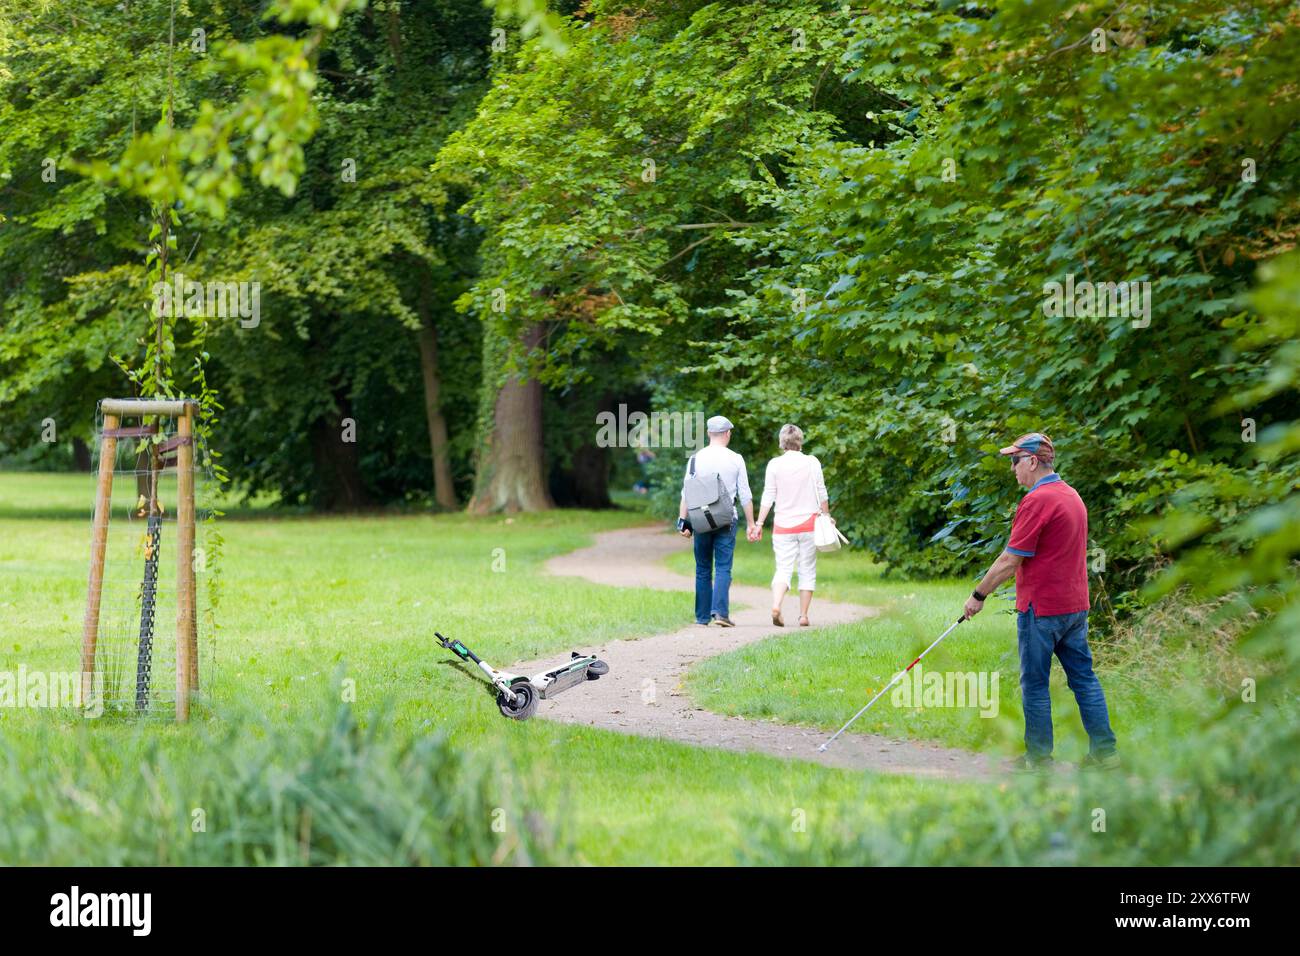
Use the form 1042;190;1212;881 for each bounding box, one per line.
701;504;719;529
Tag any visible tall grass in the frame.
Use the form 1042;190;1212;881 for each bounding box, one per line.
0;691;567;865
737;575;1299;865
739;690;1298;866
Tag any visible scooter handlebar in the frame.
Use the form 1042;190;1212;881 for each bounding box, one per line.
436;631;480;664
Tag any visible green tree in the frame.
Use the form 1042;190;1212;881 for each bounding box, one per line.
435;0;891;510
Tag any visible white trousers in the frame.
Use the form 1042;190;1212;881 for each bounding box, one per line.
772;531;817;593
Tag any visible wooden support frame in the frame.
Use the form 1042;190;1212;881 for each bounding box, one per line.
175;403;197;720
80;398;200;722
101;398;194;417
80;413;118;710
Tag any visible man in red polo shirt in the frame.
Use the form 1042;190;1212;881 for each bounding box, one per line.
962;432;1119;772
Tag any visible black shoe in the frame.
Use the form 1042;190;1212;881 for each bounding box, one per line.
711;614;736;627
1079;752;1121;772
695;620;711;627
1010;754;1053;775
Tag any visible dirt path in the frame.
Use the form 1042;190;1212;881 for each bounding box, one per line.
515;525;998;780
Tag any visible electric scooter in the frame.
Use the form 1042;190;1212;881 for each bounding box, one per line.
435;632;609;720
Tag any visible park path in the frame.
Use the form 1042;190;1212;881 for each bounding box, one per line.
513;525;998;780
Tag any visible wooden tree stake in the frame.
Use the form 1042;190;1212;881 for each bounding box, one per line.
175;403;196;720
80;413;119;711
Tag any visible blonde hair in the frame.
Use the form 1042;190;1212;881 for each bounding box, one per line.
779;423;804;451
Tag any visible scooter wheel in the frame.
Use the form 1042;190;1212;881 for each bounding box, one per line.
498;682;538;720
586;660;609;679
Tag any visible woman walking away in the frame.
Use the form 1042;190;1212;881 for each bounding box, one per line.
751;424;831;627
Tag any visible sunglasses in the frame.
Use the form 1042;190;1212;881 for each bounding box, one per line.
1010;454;1034;466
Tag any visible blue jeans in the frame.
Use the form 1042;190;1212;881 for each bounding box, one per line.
693;523;737;623
1017;606;1118;760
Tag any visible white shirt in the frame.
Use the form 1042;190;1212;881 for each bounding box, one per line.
761;450;828;528
682;444;753;507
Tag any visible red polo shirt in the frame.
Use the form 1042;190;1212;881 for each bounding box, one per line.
1005;474;1090;616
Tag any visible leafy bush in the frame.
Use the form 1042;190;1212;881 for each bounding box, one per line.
659;0;1300;615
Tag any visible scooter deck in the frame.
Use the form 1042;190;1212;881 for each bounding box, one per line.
539;660;591;698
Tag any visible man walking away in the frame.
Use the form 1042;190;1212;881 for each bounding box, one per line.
962;432;1119;772
677;415;756;627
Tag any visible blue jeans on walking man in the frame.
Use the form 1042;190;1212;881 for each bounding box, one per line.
1017;605;1118;761
693;523;737;624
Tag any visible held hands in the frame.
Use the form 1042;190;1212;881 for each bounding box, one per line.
746;523;762;543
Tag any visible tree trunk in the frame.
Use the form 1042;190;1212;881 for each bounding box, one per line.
549;388;615;508
551;439;613;508
570;440;612;508
309;393;371;511
416;270;457;510
469;324;553;514
72;436;92;472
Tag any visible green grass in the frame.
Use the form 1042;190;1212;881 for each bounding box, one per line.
1;471;979;865
2;472;1244;864
668;541;1236;756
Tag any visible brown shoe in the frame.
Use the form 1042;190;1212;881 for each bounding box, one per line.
771;609;784;626
799;616;810;627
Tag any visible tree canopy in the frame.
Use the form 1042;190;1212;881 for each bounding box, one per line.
2;0;1297;614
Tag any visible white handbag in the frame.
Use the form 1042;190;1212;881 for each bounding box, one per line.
814;514;848;552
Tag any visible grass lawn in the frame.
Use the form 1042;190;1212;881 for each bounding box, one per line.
667;541;1237;756
1;471;990;865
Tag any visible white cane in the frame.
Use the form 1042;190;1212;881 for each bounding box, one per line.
818;615;967;753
